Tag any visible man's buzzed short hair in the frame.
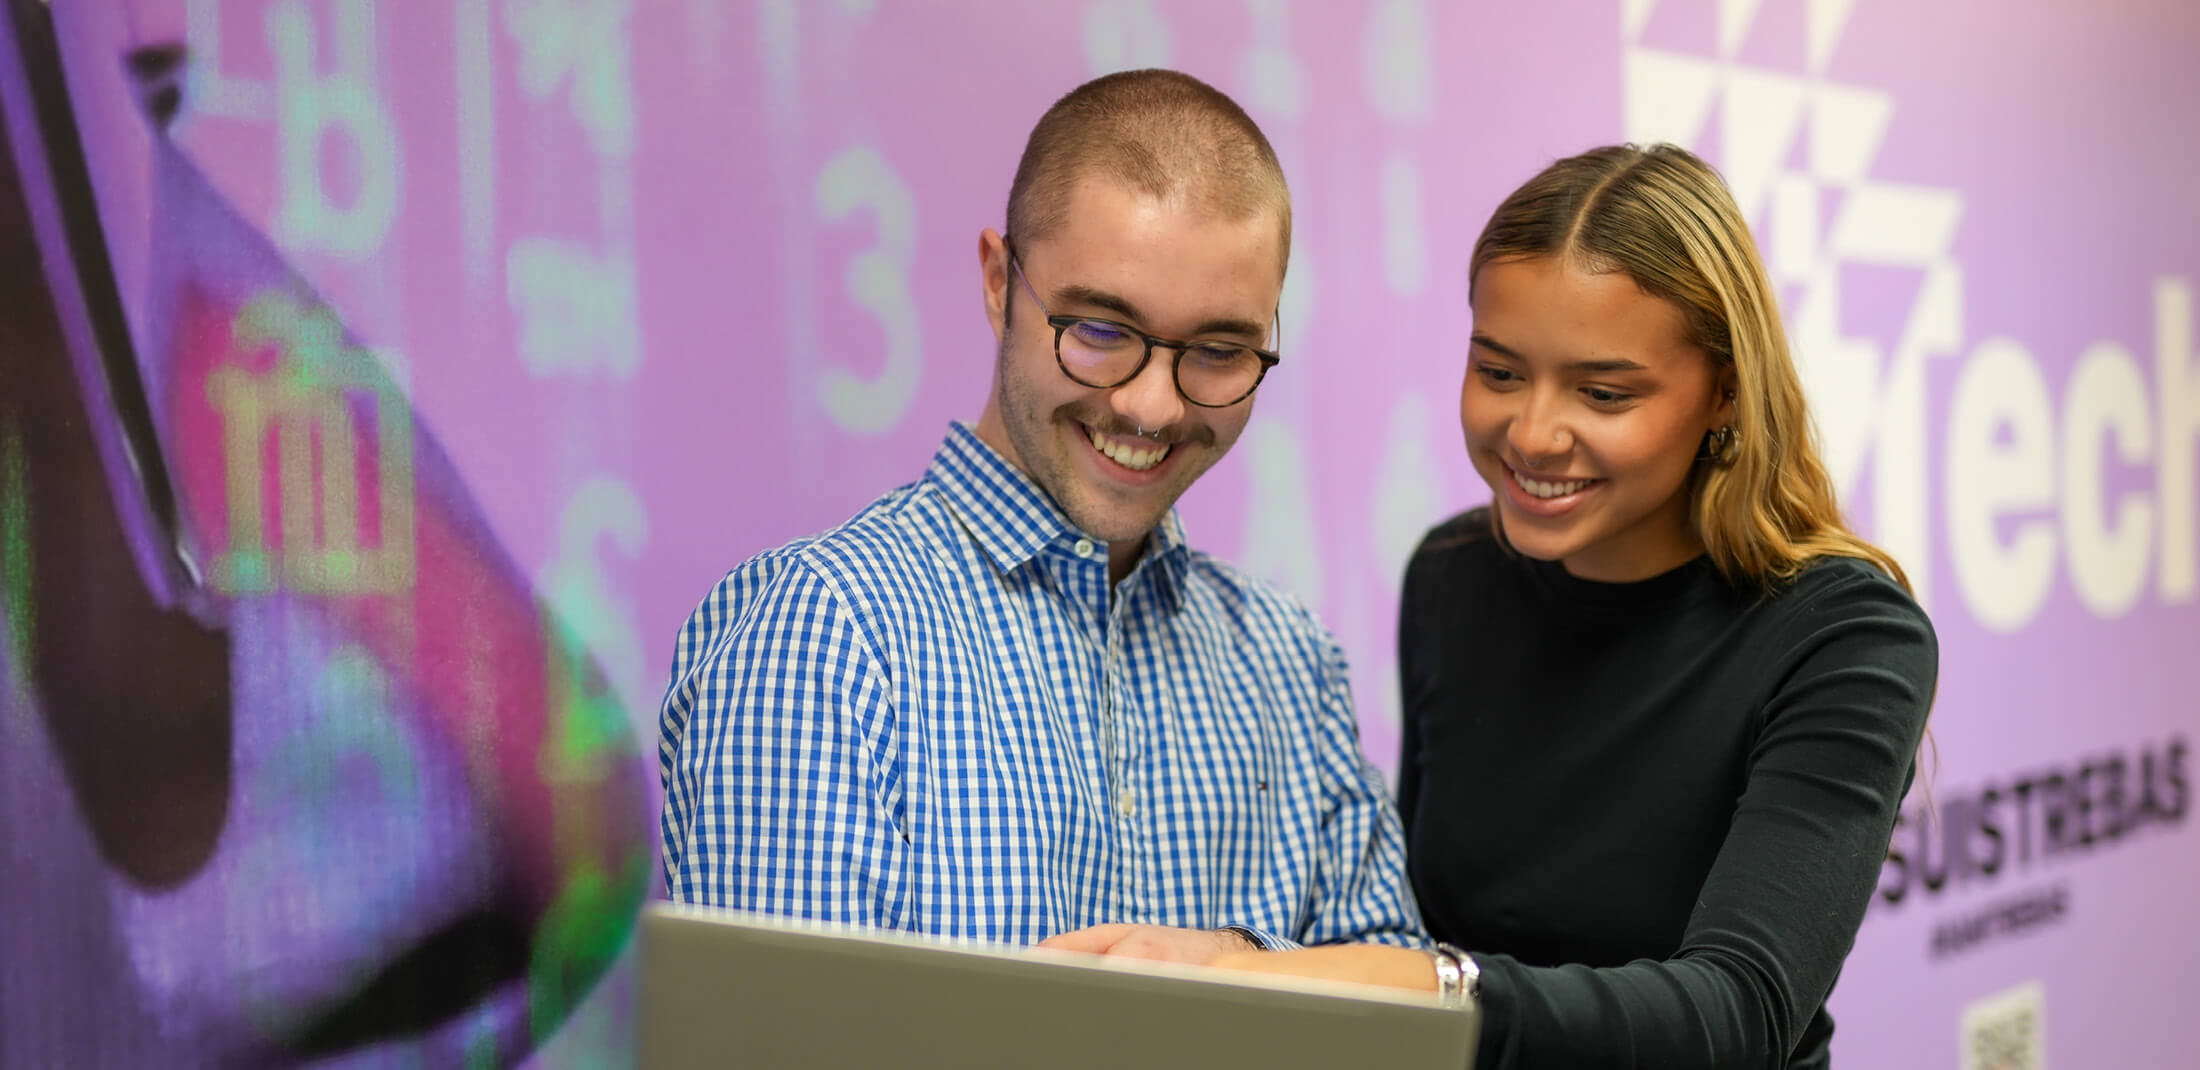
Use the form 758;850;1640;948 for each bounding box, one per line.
1005;69;1291;274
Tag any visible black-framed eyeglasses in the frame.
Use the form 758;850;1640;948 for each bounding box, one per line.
1006;239;1281;409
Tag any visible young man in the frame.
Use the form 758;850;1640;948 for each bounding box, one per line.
660;69;1420;962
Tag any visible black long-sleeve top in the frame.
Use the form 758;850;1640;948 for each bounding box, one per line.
1398;510;1936;1069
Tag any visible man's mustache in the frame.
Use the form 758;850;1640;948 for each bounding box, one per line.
1063;407;1214;448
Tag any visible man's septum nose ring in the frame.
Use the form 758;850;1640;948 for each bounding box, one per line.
1134;426;1161;440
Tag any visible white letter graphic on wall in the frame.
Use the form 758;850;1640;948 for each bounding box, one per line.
1948;338;2057;631
2060;341;2154;617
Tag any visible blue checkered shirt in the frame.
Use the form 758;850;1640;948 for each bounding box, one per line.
659;422;1424;950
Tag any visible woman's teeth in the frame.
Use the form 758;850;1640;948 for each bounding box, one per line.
1517;473;1591;499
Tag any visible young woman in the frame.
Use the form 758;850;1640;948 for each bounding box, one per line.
1212;144;1936;1068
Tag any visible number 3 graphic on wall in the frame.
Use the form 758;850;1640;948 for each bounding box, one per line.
815;146;922;434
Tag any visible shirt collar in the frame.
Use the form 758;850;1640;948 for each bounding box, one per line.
926;421;1190;586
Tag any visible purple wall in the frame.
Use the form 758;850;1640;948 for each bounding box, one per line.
6;1;2193;1065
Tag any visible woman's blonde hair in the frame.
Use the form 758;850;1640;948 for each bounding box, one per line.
1470;143;1911;594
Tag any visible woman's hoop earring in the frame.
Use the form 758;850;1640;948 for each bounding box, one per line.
1699;425;1736;462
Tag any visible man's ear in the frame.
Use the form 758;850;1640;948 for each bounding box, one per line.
979;228;1011;342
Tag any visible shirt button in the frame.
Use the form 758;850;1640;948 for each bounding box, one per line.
1117;793;1136;818
1073;538;1095;558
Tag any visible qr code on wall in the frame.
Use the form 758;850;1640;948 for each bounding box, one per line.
1961;980;2046;1070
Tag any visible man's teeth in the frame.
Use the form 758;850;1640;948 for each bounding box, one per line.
1088;427;1170;471
1517;472;1591;499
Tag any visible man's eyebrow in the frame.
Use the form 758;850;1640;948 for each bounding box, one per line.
1057;285;1269;341
1056;284;1143;323
1189;316;1270;341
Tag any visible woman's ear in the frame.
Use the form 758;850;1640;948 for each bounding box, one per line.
1714;367;1740;428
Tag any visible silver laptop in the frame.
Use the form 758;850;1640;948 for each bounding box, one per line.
640;903;1478;1069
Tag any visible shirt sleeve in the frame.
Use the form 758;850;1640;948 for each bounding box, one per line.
657;553;906;926
1470;571;1936;1069
1291;626;1429;951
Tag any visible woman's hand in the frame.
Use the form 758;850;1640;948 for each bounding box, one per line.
1208;944;1443;993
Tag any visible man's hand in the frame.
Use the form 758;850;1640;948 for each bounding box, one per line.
1036;924;1261;965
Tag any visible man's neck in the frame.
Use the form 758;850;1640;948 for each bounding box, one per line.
1108;536;1148;588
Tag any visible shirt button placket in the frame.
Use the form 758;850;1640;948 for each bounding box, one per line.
1101;603;1145;920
